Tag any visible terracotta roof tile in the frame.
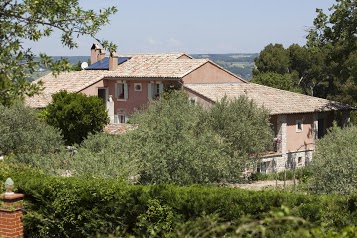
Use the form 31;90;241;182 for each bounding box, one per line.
184;83;353;115
25;53;207;108
103;123;138;135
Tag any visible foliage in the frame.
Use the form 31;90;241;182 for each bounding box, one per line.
0;103;64;156
70;132;141;180
0;0;117;106
307;0;357;106
129;91;237;184
0;167;356;237
200;95;273;156
45;90;109;145
254;0;357;110
254;44;290;75
127;91;273;184
305;124;357;195
251;72;299;92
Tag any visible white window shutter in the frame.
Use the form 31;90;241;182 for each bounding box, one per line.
148;82;152;99
124;83;128;99
115;83;118;99
159;83;164;94
114;115;119;124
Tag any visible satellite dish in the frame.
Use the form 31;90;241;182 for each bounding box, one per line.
81;62;88;69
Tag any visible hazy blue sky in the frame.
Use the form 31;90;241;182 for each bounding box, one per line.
24;0;337;56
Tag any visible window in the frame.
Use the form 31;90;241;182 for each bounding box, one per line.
97;88;107;104
134;83;142;91
296;119;303;132
114;108;128;124
115;82;128;100
298;157;303;166
189;97;197;105
148;82;163;99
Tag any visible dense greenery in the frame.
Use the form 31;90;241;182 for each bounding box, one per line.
0;0;117;106
0;103;63;156
129;91;273;184
0;165;355;237
8;91;272;185
44;91;109;145
253;0;357;114
251;72;300;93
305;124;357;195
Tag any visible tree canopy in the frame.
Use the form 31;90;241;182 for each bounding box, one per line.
44;90;109;145
253;0;357;111
0;0;117;105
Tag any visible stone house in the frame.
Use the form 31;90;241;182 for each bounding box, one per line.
25;44;353;172
184;83;352;172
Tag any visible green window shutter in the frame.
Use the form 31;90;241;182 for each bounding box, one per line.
159;83;164;94
148;82;152;100
124;83;128;99
115;83;118;99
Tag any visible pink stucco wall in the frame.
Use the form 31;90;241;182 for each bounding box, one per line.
182;62;245;84
286;113;315;152
81;79;180;115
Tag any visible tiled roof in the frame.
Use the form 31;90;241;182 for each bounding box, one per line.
103;123;138;135
25;70;107;108
104;55;208;78
25;53;208;108
184;83;353;115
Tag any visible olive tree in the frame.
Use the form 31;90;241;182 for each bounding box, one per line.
305;124;357;195
0;103;64;156
129;91;273;185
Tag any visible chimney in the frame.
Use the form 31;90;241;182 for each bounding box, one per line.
109;51;119;71
98;50;106;62
90;43;106;65
90;43;99;65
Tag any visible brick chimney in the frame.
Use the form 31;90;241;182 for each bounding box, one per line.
90;43;106;65
109;51;119;71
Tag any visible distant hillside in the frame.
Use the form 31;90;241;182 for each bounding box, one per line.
30;54;257;81
191;53;258;80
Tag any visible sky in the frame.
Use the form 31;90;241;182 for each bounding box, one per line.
24;0;337;56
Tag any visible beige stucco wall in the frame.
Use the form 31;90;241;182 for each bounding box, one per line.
286;113;315;152
80;79;106;95
184;88;214;108
182;62;244;84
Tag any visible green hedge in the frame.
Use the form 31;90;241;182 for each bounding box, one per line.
0;166;356;237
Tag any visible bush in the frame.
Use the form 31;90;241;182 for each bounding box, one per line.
45;90;109;145
0;167;355;237
0;103;64;156
305;124;357;195
70;132;141;180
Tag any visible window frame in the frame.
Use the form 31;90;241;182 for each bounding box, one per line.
296;119;303;132
134;83;142;92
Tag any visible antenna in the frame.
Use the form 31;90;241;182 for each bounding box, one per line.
81;62;89;70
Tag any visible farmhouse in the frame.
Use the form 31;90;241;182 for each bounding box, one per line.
26;44;353;172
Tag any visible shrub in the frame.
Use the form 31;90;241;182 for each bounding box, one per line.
45;90;109;145
0;103;64;156
0;168;355;237
305;124;357;195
